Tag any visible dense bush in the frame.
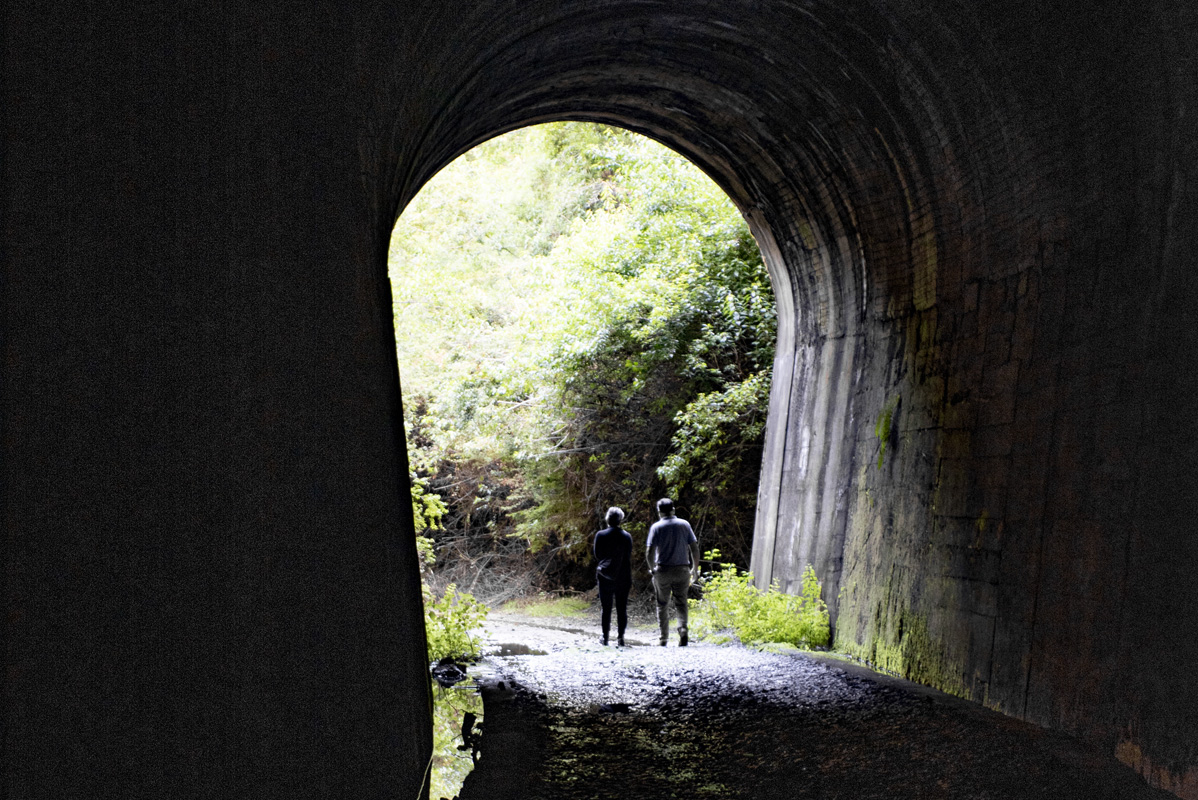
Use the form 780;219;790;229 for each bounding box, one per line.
692;550;830;649
423;581;488;662
416;509;488;661
391;122;776;592
504;125;776;572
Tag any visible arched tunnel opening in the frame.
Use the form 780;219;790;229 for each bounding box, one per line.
4;2;1196;798
390;121;777;596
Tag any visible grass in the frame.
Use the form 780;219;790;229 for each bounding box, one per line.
499;594;592;618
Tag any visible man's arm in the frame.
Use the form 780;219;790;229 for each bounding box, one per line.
689;541;700;579
645;527;657;573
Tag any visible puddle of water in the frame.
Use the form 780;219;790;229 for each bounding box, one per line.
431;683;483;800
491;643;548;656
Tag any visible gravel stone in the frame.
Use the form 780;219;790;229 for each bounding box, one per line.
455;614;1173;800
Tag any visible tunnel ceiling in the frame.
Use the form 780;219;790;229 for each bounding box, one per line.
375;0;1021;345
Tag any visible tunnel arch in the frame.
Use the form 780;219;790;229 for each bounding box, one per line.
376;0;1018;629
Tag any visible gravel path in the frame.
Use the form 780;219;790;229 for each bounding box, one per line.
452;613;1170;800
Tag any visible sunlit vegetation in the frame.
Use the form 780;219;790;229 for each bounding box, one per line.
691;550;830;649
417;518;489;662
390;122;775;597
499;594;592;618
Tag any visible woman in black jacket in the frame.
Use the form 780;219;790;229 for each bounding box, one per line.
593;506;633;646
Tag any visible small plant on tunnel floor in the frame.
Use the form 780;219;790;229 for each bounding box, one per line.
425;581;489;662
692;549;830;649
418;524;489;661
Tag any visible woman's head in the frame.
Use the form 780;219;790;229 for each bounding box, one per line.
605;506;625;527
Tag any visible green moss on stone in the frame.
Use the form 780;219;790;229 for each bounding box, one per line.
837;603;967;698
874;395;901;469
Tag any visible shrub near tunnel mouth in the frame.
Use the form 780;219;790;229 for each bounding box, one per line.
692;550;830;649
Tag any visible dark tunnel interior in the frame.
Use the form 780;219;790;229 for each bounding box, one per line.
4;1;1197;797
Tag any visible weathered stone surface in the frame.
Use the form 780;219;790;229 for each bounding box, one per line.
3;0;1196;797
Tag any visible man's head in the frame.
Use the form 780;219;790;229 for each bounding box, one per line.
656;498;675;518
606;506;625;527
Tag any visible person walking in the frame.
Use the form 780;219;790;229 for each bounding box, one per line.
645;498;699;646
593;506;633;646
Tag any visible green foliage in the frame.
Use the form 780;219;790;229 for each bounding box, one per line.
416;534;436;571
500;594;591;617
390;121;776;589
424;582;488;662
659;373;771;494
507;125;775;569
412;473;448;533
692;550;830;649
414;487;488;662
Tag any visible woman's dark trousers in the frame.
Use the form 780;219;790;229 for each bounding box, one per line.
598;576;630;642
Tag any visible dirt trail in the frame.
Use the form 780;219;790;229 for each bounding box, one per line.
453;613;1169;800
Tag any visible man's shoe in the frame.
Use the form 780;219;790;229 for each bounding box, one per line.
679;630;689;647
617;638;625;647
659;639;668;647
601;637;609;646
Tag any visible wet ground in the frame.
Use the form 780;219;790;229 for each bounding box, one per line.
451;612;1171;800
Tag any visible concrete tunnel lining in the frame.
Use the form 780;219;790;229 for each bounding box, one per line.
3;1;1197;797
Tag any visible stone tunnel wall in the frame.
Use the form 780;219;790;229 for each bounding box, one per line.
741;5;1198;796
3;1;1196;798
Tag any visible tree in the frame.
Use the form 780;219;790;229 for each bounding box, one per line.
389;122;776;592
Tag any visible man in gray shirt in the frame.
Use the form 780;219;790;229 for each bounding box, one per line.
645;498;699;646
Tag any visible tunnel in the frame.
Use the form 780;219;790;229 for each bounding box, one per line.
4;1;1197;798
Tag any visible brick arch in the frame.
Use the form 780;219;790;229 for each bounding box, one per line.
372;0;1024;606
373;0;1046;656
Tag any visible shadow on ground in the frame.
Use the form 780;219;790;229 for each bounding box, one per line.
452;613;1171;800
